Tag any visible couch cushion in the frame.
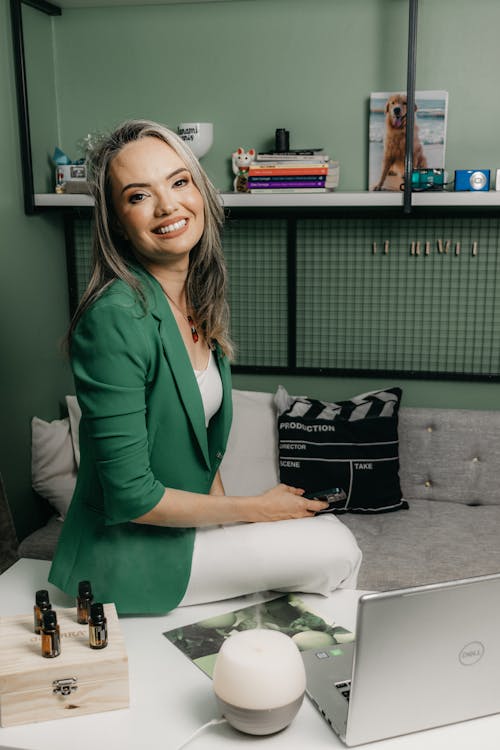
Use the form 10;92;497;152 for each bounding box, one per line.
399;408;500;506
18;515;62;561
31;415;77;519
275;385;406;514
342;499;500;591
220;389;279;495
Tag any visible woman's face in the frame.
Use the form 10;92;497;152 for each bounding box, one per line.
109;136;205;273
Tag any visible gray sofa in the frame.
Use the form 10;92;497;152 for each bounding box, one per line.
14;390;500;592
343;407;500;590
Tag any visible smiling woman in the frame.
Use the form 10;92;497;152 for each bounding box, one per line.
109;138;206;278
48;120;362;614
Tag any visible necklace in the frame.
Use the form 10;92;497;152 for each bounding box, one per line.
161;287;199;343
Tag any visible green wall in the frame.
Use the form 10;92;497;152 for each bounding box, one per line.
33;0;500;191
5;0;500;540
1;0;73;540
42;0;500;409
231;373;500;411
24;3;61;193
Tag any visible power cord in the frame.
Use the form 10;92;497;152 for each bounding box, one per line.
173;717;228;750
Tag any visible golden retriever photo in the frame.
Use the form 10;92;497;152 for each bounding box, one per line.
369;91;448;192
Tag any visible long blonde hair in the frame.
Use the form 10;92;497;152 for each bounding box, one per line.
67;119;233;358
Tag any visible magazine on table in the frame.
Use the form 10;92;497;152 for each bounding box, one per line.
163;593;354;678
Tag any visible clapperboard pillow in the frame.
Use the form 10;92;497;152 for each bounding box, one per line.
275;385;408;514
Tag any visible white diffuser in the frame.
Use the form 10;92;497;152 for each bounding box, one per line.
212;629;306;735
177;122;213;159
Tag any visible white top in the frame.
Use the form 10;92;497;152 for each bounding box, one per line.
194;349;223;426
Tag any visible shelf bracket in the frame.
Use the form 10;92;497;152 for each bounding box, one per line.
404;0;419;215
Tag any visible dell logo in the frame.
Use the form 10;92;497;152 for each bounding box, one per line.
459;641;485;666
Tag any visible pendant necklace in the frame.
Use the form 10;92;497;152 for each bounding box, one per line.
161;287;199;343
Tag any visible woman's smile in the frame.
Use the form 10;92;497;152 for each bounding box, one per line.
153;218;188;236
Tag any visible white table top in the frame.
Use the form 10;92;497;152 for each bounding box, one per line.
2;559;500;749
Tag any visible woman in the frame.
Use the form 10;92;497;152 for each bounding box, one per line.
49;120;361;614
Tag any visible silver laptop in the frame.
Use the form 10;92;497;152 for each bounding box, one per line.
302;572;500;746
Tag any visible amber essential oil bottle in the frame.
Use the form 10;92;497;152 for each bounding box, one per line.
77;580;94;624
33;589;52;634
88;603;108;650
41;609;61;658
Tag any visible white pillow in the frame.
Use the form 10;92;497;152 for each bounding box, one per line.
31;415;77;519
220;389;279;496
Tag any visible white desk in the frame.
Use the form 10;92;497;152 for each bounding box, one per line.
1;560;500;750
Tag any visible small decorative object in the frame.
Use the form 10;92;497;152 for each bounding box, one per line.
275;128;290;153
212;629;306;735
40;609;61;659
52;146;89;194
232;147;255;192
33;589;52;634
88;603;108;650
177;122;213;159
76;132;104;161
76;580;93;625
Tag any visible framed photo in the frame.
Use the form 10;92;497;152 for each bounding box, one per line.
369;90;448;191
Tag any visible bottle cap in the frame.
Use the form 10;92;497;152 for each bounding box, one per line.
42;609;57;629
90;603;105;623
35;589;50;605
78;580;92;597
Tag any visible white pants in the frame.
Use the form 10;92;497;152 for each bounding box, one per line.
179;514;362;607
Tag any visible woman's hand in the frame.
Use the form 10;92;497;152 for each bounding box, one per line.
246;484;330;522
134;483;329;528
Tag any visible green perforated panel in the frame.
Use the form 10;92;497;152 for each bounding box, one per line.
223;218;288;367
70;213;500;379
73;218;93;300
296;217;500;377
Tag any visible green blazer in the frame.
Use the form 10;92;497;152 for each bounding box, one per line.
49;265;232;614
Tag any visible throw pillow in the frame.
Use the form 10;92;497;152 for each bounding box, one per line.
220;389;279;496
275;385;407;514
31;416;77;519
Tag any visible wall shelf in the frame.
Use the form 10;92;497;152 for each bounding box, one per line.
34;191;500;210
35;193;94;207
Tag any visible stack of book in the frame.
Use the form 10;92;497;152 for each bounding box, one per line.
247;150;339;194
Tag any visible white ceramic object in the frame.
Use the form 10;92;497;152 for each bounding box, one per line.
177;122;213;158
212;629;306;735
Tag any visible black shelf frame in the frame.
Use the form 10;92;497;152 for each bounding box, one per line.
10;0;61;216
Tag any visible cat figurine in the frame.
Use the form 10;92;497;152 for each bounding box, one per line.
232;147;255;192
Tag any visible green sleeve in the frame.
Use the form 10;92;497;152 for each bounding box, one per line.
71;293;165;524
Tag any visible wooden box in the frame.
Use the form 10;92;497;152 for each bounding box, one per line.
0;603;128;727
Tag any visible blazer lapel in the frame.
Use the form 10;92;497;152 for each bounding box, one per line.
132;265;211;469
208;344;233;458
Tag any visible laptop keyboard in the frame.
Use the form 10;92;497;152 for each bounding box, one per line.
335;679;351;702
